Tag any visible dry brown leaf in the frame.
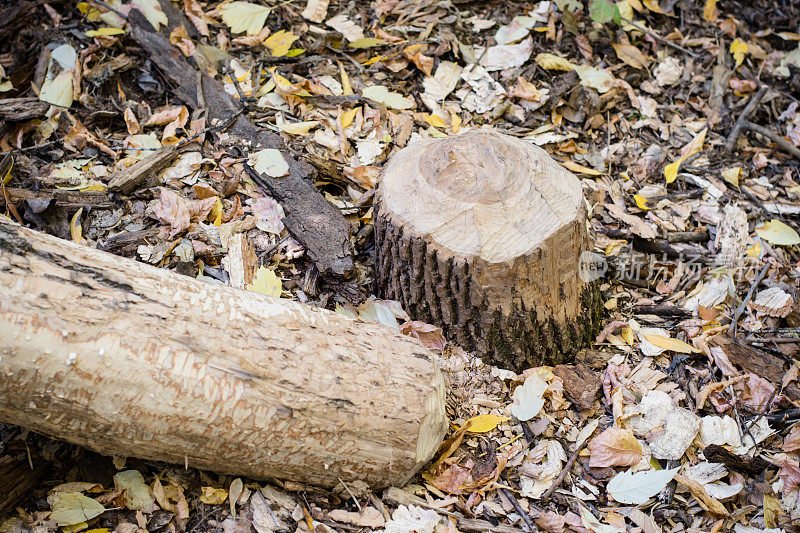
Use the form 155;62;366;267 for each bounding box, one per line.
587;427;642;467
674;474;729;516
612;43;649;69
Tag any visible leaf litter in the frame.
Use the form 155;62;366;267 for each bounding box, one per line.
2;0;800;531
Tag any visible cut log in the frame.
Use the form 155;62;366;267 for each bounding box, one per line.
374;130;601;371
0;219;447;488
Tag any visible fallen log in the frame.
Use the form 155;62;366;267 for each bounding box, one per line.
374;130;602;371
0;218;447;488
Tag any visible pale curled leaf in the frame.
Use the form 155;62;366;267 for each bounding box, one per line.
607;467;679;504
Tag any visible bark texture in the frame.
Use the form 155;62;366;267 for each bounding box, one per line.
374;131;601;371
0;219;447;489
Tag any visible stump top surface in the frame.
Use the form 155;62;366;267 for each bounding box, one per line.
378;130;583;263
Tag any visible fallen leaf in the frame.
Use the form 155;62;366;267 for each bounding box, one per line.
587;427;642;467
510;372;548;421
277;121;320;135
612;43;649;69
535;53;576;71
200;486;228;505
86;27;125;37
300;0;329;23
756;219;800;245
131;0;168;30
50;493;106;526
70;208;83;243
730;38;748;67
674;474;729;516
607;467;680;504
703;0;718;21
246;266;282;297
265;30;298;57
362;85;415;110
219;1;271;35
348;38;390;48
642;334;699;353
463;414;509;433
251;149;289;177
664;127;707;183
114;471;155;512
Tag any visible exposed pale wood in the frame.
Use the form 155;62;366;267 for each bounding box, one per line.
222;233;258;289
374;130;601;371
107;145;179;194
0;218;447;488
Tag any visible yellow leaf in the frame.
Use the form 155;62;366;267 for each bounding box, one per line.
0;153;12;185
756;219;800;246
338;61;352;96
535;53;576;71
633;194;649;210
199;487;228;505
340;108;358;128
642;0;667;13
642;334;700;353
559;159;601;176
219;1;270;35
70;208;83;244
277;121;319;135
86;27;125;37
721;167;742;187
620;326;634;345
424;114;446;128
265;30;298;57
348;38;389;48
746;242;761;257
703;0;718;21
730;39;748;67
463;414;510;433
362;55;385;66
664;127;707;184
450;113;462;133
361;85;414;110
132;0;168;30
612;43;649;69
246;266;282;297
210;197;223;226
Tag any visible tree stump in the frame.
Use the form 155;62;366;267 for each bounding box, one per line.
374;130;601;371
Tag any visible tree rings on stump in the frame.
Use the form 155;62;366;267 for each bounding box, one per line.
374;130;601;371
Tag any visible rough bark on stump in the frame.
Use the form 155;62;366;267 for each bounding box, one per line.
374;130;601;371
0;219;447;488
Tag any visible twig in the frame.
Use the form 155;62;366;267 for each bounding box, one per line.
620;18;700;58
725;87;767;153
540;439;585;502
742;120;800;160
338;477;362;512
0;140;61;156
732;263;770;338
499;488;538;532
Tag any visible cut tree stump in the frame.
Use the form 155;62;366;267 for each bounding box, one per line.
0;219;447;488
374;130;601;371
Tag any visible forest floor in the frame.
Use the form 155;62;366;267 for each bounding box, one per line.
2;0;800;532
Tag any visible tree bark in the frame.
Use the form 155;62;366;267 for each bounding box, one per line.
0;219;447;489
374;131;602;371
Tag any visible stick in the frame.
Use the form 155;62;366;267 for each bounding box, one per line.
725;87;768;153
732;263;770;338
539;440;585;501
742;120;800;160
620;18;700;58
